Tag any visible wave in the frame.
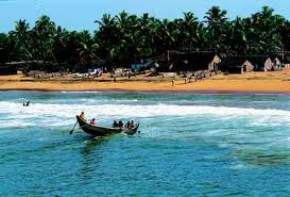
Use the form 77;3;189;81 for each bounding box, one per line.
1;101;290;117
0;101;290;129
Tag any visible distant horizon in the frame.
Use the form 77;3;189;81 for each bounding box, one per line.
1;0;290;32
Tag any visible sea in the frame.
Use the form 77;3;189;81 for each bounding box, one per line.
0;91;290;196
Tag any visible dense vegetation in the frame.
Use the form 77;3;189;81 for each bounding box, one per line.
1;6;290;71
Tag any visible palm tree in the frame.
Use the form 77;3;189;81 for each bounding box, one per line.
0;33;10;63
31;15;57;61
10;19;32;60
95;14;118;67
205;6;227;25
179;12;199;51
154;19;176;53
280;21;290;52
77;30;99;67
228;17;248;55
204;6;228;50
248;6;284;53
195;23;209;50
2;7;290;72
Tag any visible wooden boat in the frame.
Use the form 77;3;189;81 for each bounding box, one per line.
76;115;139;136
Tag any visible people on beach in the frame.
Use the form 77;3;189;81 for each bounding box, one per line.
90;118;96;126
171;79;175;86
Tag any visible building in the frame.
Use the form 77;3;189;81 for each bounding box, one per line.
220;57;254;74
272;57;282;70
246;56;273;72
156;51;221;72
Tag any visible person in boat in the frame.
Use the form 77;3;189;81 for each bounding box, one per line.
125;121;130;129
130;120;135;129
90;118;96;126
113;120;118;128
118;120;124;128
80;112;85;120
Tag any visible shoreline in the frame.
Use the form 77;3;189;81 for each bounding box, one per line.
2;70;290;94
1;89;290;96
1;79;290;94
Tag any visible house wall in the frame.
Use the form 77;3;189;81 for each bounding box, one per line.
208;55;221;71
273;58;282;70
264;58;273;72
241;60;254;74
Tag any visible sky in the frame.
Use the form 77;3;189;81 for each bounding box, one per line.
0;0;289;32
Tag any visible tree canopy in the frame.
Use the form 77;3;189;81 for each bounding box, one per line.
0;6;290;71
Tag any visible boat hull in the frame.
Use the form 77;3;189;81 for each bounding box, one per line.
76;116;139;136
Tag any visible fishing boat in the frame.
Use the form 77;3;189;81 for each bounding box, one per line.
76;115;139;136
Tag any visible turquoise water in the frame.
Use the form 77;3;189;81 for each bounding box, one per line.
1;91;290;196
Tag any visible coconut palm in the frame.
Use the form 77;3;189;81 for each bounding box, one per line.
204;6;228;50
95;14;118;66
77;30;100;67
0;33;11;62
9;19;32;60
248;6;284;54
31;15;57;61
179;12;199;51
1;7;290;71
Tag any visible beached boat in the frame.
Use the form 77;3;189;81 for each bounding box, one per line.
76;115;139;136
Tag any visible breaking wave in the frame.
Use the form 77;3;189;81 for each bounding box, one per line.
0;101;290;129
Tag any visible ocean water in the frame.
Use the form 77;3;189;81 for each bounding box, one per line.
1;91;290;196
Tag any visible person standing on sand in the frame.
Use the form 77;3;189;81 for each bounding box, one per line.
171;79;175;86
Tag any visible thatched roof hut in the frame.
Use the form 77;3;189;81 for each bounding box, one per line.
156;51;221;72
246;56;273;72
220;57;254;74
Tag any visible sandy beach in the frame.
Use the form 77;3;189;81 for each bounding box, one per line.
1;70;290;93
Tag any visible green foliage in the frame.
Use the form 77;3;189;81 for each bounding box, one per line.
0;6;289;71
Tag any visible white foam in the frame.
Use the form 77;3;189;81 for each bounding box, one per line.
1;101;290;118
1;101;290;129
